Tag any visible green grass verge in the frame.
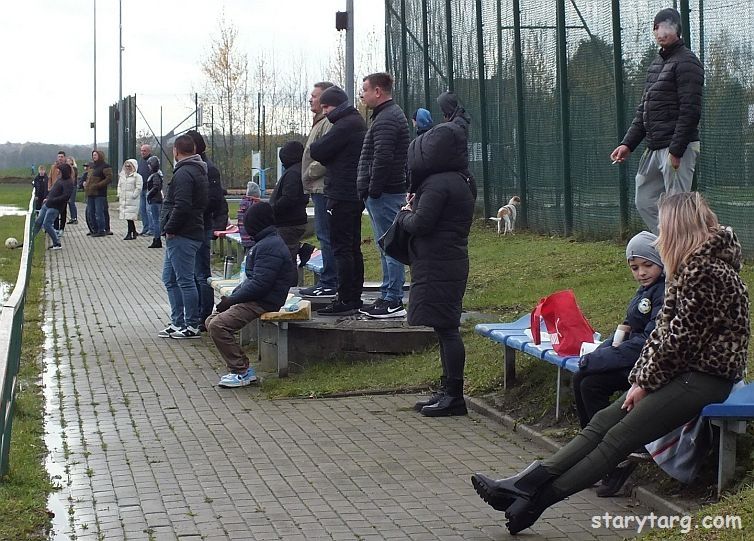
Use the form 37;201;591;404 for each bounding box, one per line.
0;213;52;540
0;183;34;210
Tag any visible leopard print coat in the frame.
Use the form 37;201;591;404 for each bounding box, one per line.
629;227;749;392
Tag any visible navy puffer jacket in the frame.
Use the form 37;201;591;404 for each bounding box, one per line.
622;39;703;157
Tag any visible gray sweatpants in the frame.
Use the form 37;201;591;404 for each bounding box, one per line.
635;141;700;233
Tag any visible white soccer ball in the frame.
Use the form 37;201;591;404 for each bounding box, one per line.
5;237;19;249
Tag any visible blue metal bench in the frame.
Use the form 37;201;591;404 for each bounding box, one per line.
701;382;754;497
477;321;584;420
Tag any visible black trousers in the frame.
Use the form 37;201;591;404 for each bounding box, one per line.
435;326;465;387
571;369;631;428
326;198;364;303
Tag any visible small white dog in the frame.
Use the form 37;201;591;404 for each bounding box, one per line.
489;196;521;235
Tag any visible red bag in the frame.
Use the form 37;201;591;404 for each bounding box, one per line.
530;289;595;356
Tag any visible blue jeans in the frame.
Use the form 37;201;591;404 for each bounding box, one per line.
311;193;337;288
149;202;162;240
162;236;202;329
365;193;406;302
139;189;150;234
89;196;108;233
194;229;214;323
67;184;78;220
34;204;60;245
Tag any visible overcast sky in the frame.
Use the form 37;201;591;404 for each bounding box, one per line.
1;0;385;145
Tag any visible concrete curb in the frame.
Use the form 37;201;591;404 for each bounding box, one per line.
466;396;693;516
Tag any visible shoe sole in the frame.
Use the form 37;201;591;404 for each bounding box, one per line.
317;309;359;316
218;377;258;388
362;310;407;319
170;335;201;339
301;293;337;299
471;475;517;512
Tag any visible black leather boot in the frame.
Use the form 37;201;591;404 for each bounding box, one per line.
471;461;555;512
420;378;467;417
505;493;551;535
414;377;447;411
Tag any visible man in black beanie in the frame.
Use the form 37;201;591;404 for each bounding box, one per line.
611;7;703;233
310;85;368;315
206;201;294;387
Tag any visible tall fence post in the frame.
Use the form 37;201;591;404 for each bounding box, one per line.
611;0;629;237
421;0;431;107
445;0;454;92
399;0;410;114
556;0;573;236
512;0;529;228
680;0;691;49
475;0;491;217
385;2;392;72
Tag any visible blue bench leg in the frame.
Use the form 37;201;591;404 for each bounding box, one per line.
712;419;746;498
504;345;516;389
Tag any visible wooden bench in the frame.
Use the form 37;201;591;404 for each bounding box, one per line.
477;316;754;498
701;383;754;497
207;277;311;376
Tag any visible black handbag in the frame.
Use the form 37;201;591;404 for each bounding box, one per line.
378;217;411;265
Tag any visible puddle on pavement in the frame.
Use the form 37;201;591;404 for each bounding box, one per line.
42;316;70;541
0;205;26;217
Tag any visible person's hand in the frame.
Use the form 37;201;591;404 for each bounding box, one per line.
216;296;232;313
669;153;681;170
610;145;631;164
622;383;648;412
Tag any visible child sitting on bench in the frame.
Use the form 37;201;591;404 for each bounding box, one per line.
206;202;294;387
573;231;664;496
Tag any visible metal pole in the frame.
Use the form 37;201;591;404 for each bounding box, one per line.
118;0;124;168
512;0;529;228
262;105;266;170
680;0;691;49
475;0;491;217
421;0;431;107
556;0;572;236
195;92;199;130
93;0;97;149
400;0;409;114
445;0;454;91
211;105;215;159
384;1;391;72
611;0;629;237
345;0;355;104
257;92;261;152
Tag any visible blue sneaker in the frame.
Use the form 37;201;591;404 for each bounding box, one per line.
218;369;258;388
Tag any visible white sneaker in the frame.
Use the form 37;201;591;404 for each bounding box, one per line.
171;326;201;339
218;370;258;388
157;324;181;338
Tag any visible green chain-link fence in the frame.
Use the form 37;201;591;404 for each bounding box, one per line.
386;0;754;254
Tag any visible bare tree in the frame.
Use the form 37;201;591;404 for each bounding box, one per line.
201;13;251;183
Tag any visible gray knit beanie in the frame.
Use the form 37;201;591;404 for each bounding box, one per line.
626;231;663;268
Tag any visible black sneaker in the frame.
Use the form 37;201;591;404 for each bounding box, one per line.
317;299;362;316
171;326;201;339
300;285;337;297
67;219;78;224
91;231;106;237
298;242;315;267
595;462;637;497
360;298;406;318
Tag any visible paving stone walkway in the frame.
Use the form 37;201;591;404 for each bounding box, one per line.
43;212;648;540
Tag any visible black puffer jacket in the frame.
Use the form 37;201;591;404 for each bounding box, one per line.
270;141;309;227
46;178;74;212
622;39;703;157
227;211;294;312
579;276;665;375
356;99;409;199
203;155;228;231
396;122;476;328
160;154;208;241
310;103;367;202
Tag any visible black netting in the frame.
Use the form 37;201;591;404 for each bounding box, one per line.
387;0;754;255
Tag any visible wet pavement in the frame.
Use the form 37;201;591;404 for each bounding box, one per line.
42;208;649;540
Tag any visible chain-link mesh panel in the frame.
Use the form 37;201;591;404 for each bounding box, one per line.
387;0;754;254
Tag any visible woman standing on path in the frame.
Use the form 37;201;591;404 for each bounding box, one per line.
396;96;476;417
471;192;750;535
118;159;142;240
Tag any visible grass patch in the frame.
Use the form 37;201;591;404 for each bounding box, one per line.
0;183;34;210
0;215;52;540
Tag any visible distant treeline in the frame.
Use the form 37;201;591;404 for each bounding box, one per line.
0;142;105;170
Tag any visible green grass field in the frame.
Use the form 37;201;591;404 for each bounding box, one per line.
0;184;50;540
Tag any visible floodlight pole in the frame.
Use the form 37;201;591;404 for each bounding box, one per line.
345;0;355;103
118;0;124;167
93;0;97;149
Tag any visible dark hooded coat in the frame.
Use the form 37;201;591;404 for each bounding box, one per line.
396;120;476;328
270;141;309;226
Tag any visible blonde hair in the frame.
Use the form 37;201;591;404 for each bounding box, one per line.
66;156;78;168
656;192;719;278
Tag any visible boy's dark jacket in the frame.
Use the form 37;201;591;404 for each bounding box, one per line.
33;174;49;199
226;225;293;312
270;141;308;227
579;275;665;374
